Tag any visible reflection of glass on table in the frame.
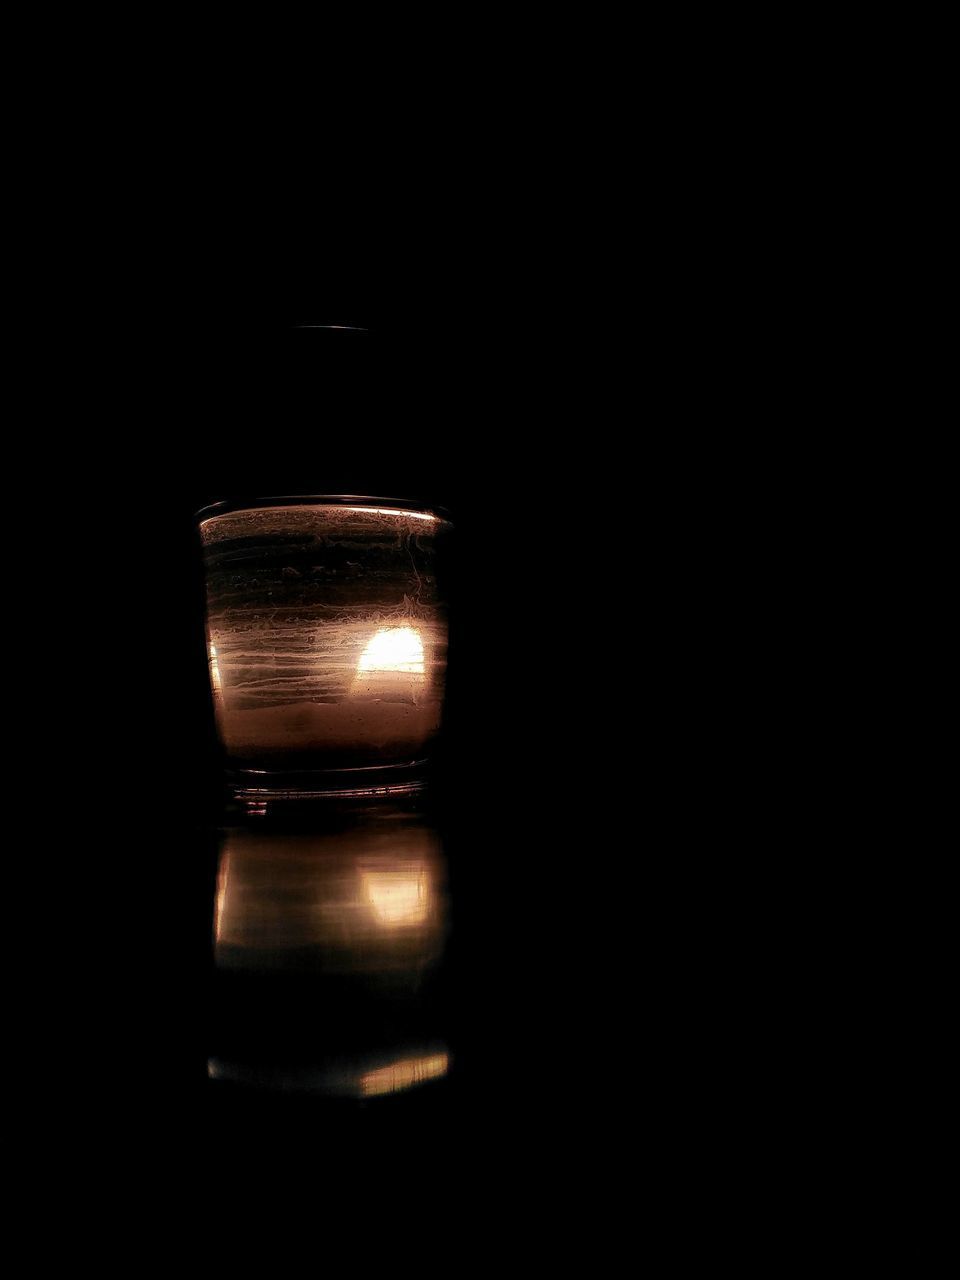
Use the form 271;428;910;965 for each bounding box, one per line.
214;818;448;976
209;809;451;1100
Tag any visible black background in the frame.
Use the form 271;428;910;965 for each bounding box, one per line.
10;49;847;1219
38;245;715;1168
60;306;617;1150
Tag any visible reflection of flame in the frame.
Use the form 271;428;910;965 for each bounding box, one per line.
356;627;425;676
363;868;429;926
360;1053;449;1097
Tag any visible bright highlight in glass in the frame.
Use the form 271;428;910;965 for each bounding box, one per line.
357;626;425;675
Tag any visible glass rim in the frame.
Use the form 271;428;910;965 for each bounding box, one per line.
195;494;452;526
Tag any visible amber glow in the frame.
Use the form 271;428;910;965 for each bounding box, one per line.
209;643;222;694
214;859;228;942
356;626;425;676
360;1053;449;1097
363;868;429;926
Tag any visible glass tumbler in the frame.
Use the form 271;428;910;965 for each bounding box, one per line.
198;496;452;799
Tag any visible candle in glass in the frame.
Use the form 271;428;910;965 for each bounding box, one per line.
198;497;451;794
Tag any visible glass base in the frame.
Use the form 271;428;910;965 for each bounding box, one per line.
229;759;429;810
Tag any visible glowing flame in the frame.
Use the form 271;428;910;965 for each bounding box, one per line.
363;868;429;926
360;1053;449;1097
357;626;425;676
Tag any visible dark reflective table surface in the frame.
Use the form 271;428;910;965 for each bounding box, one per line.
123;791;485;1136
82;776;631;1152
209;805;452;1103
